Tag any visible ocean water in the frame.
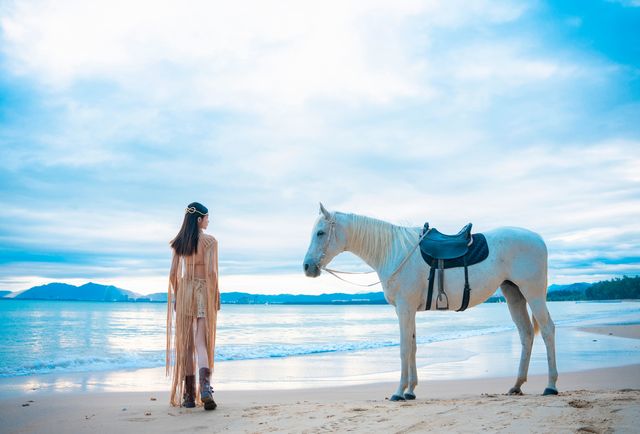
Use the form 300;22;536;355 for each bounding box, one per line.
0;299;639;380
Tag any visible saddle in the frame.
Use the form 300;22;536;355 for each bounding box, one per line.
420;223;473;259
419;223;489;312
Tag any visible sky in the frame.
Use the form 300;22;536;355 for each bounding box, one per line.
0;0;639;295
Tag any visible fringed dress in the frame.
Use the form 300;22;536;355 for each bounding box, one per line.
166;234;220;406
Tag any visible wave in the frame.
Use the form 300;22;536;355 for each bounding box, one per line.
0;325;516;378
0;352;164;378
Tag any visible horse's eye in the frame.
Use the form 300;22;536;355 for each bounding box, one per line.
317;230;325;237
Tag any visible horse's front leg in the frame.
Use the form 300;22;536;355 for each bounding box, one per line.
405;318;418;400
390;303;417;401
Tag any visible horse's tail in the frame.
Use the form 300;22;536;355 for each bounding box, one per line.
533;315;540;335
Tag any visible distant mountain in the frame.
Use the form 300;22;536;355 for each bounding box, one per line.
548;276;639;301
547;282;592;293
145;292;168;302
14;282;142;301
4;283;387;304
4;278;633;304
585;275;640;300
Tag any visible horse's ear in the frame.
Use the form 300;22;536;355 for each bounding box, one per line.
319;202;331;220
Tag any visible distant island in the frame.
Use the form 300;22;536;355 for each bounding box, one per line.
545;276;640;301
0;276;638;304
0;282;387;304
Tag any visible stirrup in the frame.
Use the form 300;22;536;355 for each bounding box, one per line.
436;291;449;310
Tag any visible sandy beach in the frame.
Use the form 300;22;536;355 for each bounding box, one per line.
2;325;639;434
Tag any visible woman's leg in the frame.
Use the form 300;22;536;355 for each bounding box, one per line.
195;317;216;410
195;317;209;370
180;318;196;407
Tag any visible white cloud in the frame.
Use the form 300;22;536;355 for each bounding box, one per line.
2;1;426;108
0;0;535;115
0;207;176;251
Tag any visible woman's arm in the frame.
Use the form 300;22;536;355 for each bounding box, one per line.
211;237;220;310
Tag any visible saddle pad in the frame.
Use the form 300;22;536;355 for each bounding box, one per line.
420;233;489;269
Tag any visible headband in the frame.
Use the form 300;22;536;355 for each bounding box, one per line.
185;206;208;216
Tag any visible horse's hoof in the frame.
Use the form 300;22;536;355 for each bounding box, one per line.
507;387;523;396
542;388;558;396
389;394;406;402
404;393;416;400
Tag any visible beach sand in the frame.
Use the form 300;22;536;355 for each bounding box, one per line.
2;326;639;434
579;324;640;340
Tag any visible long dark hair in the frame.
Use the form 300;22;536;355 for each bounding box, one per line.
170;202;209;256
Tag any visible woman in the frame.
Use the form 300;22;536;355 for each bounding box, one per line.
166;202;220;410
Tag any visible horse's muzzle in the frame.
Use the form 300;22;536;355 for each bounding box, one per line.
303;262;321;277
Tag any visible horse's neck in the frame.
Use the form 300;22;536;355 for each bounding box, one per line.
341;213;413;272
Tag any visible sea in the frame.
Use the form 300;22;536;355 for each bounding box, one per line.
1;299;639;385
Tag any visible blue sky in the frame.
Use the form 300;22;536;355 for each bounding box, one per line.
1;0;639;295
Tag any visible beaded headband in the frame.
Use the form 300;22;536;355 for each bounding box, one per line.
185;206;208;216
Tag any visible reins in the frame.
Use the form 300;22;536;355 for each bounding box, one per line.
320;217;428;287
322;267;380;287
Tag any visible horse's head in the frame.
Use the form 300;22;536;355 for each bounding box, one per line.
303;203;347;277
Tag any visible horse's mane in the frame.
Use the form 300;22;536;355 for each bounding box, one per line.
341;212;418;267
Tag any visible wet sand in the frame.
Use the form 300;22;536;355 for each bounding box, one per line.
579;324;640;340
1;364;639;433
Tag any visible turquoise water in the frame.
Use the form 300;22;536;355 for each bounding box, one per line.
0;300;639;378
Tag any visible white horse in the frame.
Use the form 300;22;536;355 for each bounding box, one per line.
303;204;558;401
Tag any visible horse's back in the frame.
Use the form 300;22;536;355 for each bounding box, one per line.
483;226;546;249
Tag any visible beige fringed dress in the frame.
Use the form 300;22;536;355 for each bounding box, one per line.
166;234;220;407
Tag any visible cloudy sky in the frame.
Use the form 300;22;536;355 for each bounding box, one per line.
1;0;639;295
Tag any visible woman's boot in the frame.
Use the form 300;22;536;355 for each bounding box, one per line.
182;375;196;408
199;367;217;410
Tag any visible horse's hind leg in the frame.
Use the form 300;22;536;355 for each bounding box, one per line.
528;297;558;395
501;281;534;395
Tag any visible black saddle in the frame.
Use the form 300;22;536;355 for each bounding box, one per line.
419;223;489;312
420;223;473;259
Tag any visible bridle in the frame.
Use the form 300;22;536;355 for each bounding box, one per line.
317;215;428;288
